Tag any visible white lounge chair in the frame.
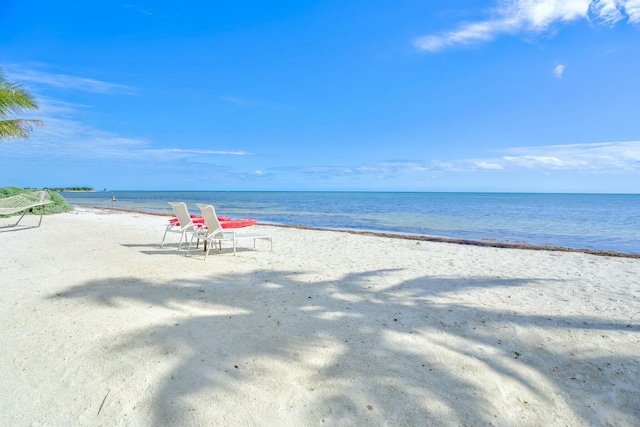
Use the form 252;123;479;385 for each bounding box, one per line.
187;203;272;260
160;202;200;250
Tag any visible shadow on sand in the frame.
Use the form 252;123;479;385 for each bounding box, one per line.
50;266;639;425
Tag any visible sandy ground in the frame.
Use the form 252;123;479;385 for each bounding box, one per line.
1;207;639;426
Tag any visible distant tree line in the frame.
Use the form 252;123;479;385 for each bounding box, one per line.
48;187;94;192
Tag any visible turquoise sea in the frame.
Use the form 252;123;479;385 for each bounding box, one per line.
59;191;640;255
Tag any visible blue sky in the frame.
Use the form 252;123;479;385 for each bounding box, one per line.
1;0;639;192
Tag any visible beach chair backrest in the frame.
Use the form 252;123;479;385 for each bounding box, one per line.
169;202;193;230
195;204;224;237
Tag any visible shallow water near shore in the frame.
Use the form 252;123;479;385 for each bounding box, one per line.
60;191;640;254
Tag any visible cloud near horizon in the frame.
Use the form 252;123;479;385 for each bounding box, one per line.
439;141;640;173
415;0;640;51
288;141;640;182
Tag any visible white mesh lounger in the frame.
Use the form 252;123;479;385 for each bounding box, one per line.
187;203;272;260
161;201;200;250
0;190;53;228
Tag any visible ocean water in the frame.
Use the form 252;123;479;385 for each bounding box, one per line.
59;191;640;254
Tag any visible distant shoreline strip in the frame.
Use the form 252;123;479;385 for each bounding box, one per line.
80;206;640;259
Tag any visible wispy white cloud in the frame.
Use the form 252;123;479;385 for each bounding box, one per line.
0;65;250;163
440;141;640;172
284;141;640;182
221;96;259;107
470;160;505;170
415;0;640;52
221;96;295;111
5;65;136;95
0;97;250;162
146;148;250;156
296;166;359;177
496;141;640;170
554;64;566;78
291;162;429;180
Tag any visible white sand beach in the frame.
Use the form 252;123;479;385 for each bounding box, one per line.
1;207;639;426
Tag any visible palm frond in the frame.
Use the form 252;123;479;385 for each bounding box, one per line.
0;84;39;116
0;65;42;140
0;119;44;139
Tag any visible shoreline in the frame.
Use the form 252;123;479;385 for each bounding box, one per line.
83;205;640;259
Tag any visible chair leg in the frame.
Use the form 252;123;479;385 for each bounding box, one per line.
177;230;187;250
187;232;197;256
204;238;215;260
36;204;45;227
160;225;172;247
